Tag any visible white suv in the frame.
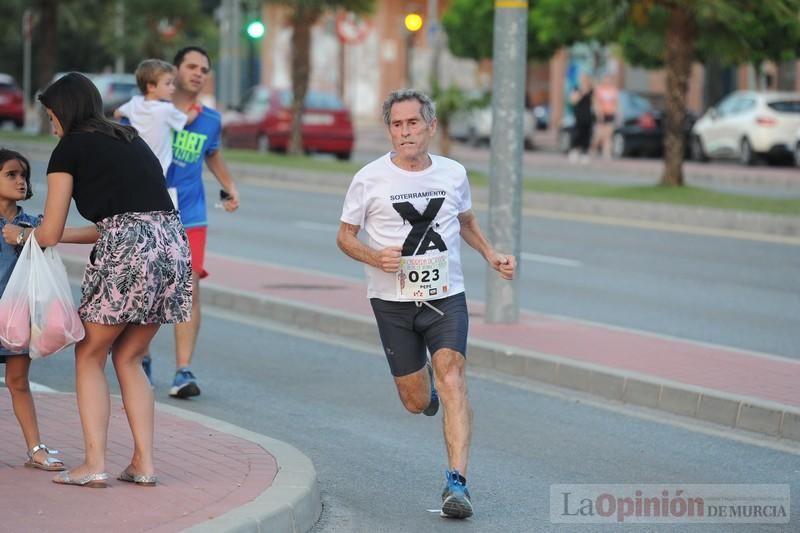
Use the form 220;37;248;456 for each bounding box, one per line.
690;91;800;165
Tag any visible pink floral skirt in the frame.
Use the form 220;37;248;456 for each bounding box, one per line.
80;211;192;325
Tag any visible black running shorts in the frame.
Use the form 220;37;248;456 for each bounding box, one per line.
369;292;469;377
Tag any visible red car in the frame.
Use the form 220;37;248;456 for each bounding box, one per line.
222;87;354;160
0;74;25;129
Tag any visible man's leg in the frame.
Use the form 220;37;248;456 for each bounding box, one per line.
170;272;201;398
393;365;435;414
175;272;201;369
431;348;471;474
432;347;473;519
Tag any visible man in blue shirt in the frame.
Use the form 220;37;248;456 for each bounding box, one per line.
142;46;240;398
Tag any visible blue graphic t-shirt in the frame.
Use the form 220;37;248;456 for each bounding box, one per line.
166;106;221;228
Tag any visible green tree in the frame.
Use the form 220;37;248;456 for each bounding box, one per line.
263;0;374;156
441;0;567;61
532;0;800;186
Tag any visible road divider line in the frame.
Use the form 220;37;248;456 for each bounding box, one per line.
521;252;581;267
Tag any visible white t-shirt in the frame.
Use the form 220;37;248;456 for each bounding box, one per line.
117;95;188;176
341;152;472;301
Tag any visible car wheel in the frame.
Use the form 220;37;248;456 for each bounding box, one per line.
739;138;756;166
690;135;708;162
335;152;352;161
611;132;626;159
794;142;800;168
13;119;24;130
257;134;269;153
524;137;534;151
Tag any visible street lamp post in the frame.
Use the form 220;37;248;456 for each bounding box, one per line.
486;1;528;324
404;12;423;87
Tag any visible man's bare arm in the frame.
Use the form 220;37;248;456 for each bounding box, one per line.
336;222;402;273
205;150;239;211
458;210;516;280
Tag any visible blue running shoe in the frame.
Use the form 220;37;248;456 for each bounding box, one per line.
441;470;473;519
423;362;439;416
142;355;153;387
169;368;200;399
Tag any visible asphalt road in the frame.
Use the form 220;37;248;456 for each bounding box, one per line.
27;306;800;533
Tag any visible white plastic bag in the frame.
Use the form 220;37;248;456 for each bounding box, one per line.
0;231;85;358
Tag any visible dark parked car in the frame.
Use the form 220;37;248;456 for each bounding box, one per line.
559;90;694;158
222;87;355;160
0;73;25;129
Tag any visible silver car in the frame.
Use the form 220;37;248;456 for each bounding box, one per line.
449;102;535;150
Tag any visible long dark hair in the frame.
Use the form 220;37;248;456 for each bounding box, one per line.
0;148;34;200
38;72;137;142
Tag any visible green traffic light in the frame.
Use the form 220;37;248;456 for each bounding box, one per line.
246;20;265;39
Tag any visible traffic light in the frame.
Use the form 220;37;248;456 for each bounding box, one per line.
404;13;423;32
246;20;265;39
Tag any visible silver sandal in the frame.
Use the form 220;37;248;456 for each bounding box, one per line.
24;443;66;472
117;468;158;486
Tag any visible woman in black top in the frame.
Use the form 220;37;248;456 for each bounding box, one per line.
34;72;192;487
569;73;594;161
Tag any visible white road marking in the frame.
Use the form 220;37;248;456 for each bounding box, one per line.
0;377;57;393
521;252;581;267
295;221;340;232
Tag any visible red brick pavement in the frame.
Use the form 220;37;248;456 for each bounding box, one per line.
0;393;277;533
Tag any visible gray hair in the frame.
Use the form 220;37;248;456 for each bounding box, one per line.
381;89;436;127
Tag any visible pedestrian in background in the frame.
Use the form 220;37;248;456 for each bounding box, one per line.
336;89;516;519
137;46;239;399
568;72;594;163
37;72;192;488
591;74;619;159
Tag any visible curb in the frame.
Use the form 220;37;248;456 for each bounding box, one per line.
61;255;800;444
154;402;322;533
196;282;800;444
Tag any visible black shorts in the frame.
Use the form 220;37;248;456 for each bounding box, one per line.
370;292;469;377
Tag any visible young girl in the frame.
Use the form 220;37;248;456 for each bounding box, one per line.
36;72;192;488
0;148;65;472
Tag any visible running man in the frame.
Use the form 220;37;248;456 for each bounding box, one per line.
336;89;516;519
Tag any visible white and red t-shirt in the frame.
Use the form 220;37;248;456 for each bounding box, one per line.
341;152;472;301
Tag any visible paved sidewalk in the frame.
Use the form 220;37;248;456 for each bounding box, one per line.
54;245;800;443
0;392;321;533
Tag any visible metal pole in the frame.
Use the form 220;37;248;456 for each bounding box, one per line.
22;9;32;115
114;0;124;73
427;0;440;91
485;1;528;324
215;3;229;108
230;0;242;106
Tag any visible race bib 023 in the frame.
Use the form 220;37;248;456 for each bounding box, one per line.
396;252;449;300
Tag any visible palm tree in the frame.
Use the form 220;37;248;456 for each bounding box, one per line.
264;0;373;155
